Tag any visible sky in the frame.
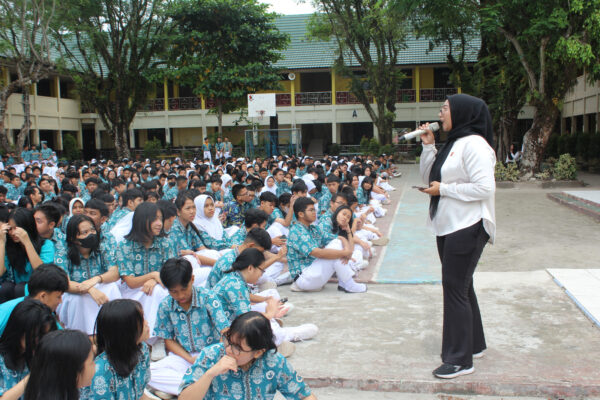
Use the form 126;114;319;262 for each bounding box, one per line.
258;0;316;15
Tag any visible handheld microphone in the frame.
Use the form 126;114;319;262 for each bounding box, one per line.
400;122;440;141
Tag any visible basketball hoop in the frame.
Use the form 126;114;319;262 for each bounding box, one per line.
258;110;265;121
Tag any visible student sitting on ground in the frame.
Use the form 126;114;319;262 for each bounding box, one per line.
81;299;151;400
0;299;57;399
148;258;230;397
54;215;122;335
0;263;68;336
179;312;317;400
287;197;366;293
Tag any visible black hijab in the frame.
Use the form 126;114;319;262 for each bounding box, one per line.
429;94;493;219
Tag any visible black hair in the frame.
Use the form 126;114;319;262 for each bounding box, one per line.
326;174;340;184
210;175;222;184
245;228;272;250
175;191;195;210
85;198;109;217
6;208;44;274
291;180;308;194
231;183;246;199
160;257;193;289
61;183;78;195
24;329;91;400
0;299;57;372
361;176;374;198
95;299;144;377
0;186;7;195
84;177;101;186
346;193;358;205
145;191;160;201
226;311;276;353
331;205;354;239
190;179;206;190
278;192;291;206
34;202;62;225
0;204;10;222
224;248;265;274
331;192;348;207
124;202;161;243
28;263;69;296
157;199;177;220
66;214;99;265
176;175;188;183
120;188;143;209
244;208;268;229
293;196;314;219
24;186;40;200
97;192;115;204
259;191;278;205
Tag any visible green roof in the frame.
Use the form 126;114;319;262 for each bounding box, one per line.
273;14;480;70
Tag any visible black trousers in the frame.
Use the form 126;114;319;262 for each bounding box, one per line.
436;220;488;366
0;282;27;304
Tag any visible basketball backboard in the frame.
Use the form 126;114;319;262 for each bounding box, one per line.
248;93;277;118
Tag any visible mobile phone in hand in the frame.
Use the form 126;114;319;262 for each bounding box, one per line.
280;297;288;304
412;185;428;191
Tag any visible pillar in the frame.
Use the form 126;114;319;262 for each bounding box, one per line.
129;129;136;148
331;122;341;144
32;130;40;146
56;131;63;151
202;125;208;140
415;67;420;103
373;123;379;141
54;76;61;98
291;79;296;107
165;127;171;146
331;69;336;105
77;126;83;150
163;77;168;111
458;87;462;94
201;95;206;110
95;130;101;149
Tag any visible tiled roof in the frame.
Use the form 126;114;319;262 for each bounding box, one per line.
273;14;480;70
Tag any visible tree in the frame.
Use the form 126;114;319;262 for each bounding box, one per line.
164;0;289;136
481;0;600;175
54;0;171;159
308;0;415;144
0;0;56;155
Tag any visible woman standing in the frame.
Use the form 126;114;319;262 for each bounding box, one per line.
419;94;496;379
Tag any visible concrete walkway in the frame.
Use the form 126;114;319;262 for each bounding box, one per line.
276;165;600;399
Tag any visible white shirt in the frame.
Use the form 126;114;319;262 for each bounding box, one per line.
420;135;496;243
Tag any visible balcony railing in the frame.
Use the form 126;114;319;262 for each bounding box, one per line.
276;93;292;106
419;88;458;102
168;97;202;110
397;89;416;103
336;91;362;105
138;98;165;111
295;91;332;106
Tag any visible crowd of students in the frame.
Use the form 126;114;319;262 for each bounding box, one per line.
0;151;400;399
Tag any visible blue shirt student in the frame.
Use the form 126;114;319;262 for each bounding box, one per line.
54;247;110;283
3;240;55;284
287;222;320;279
179;343;312;400
210;271;251;323
116;237;176;277
0;354;28;397
154;286;229;354
81;344;150;400
168;217;202;255
205;249;238;289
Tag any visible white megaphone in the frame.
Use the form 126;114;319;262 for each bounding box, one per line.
400;122;440;141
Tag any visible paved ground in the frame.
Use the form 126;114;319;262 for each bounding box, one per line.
275;165;600;399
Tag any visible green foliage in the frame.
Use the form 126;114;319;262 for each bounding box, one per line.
589;133;600;160
495;162;520;182
553;153;578;180
368;138;380;155
545;133;560;159
62;133;81;161
143;138;162;160
576;133;591;160
557;134;569;155
329;143;340;156
360;136;370;155
380;144;393;155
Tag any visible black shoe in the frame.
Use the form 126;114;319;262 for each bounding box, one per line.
432;363;474;379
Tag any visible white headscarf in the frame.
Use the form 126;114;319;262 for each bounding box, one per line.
69;198;84;217
221;174;232;188
261;176;277;195
192;194;223;240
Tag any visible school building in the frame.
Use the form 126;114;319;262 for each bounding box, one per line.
0;14;547;158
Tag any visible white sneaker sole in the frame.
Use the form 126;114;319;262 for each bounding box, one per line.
434;366;474;379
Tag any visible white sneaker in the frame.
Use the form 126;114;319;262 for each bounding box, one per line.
150;338;167;361
357;260;369;270
473;350;485;359
338;279;367;293
280;302;294;315
289;324;319;342
259;280;277;291
275;272;293;286
393;172;402;177
290;282;322;292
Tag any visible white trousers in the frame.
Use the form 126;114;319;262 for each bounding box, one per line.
120;281;169;336
57;282;122;335
294;239;354;291
203;151;211;162
256;261;285;285
149;353;197;395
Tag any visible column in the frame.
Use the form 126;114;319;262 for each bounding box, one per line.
415;67;420;103
331;69;336;105
129;129;136;148
201;95;206;110
291;79;296;107
95;130;101;149
457;87;462;94
373;123;379;141
77;125;83;150
165;128;171;145
202;125;208;140
163;77;168;111
33;130;40;146
56;131;63;151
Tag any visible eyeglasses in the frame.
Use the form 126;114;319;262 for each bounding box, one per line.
222;335;255;356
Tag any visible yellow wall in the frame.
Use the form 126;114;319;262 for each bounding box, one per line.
420;67;434;88
173;127;204;146
335;75;352;91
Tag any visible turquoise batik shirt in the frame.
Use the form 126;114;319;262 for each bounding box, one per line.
41;147;53;160
179;343;312;400
81;344;150;400
206;186;222;202
3;239;55;284
205;249;238;289
116;237;175;277
211;271;251;323
357;187;369;205
169;217;202;255
202;143;211;152
276;181;290;197
287;222;320;279
104;208;130;231
266;208;284;229
198;230;231;251
228;227;247;246
5;183;20;201
54;247;109;283
162;184;178;201
249;196;260;209
154;286;229;354
318;190;332;215
100;231;118;268
42;191;56;202
0;354;28;397
316;209;337;247
296;167;306;177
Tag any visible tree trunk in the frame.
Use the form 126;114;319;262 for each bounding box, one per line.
521;101;560;176
217;101;223;137
0;92;11;154
16;87;32;155
494;111;518;163
114;123;131;159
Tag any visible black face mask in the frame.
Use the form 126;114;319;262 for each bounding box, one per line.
79;233;99;249
168;181;176;187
